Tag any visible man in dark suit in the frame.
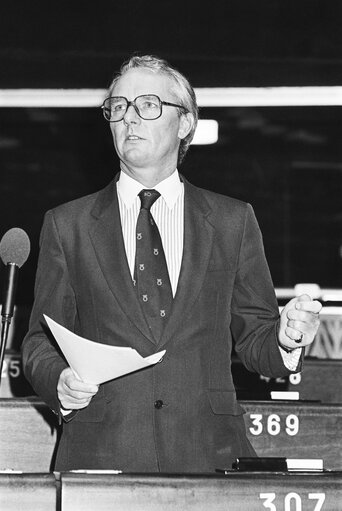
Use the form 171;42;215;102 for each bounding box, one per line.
22;55;321;473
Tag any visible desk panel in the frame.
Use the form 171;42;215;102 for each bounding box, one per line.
287;359;342;403
1;399;341;472
0;473;56;511
0;351;33;398
61;472;342;511
0;398;57;472
243;401;342;470
233;358;342;403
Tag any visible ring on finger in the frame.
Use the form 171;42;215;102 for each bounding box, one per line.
295;333;304;344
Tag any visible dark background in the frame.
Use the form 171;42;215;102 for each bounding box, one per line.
0;0;341;312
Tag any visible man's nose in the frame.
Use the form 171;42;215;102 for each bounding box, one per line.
123;103;141;124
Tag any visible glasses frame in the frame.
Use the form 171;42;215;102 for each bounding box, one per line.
101;94;187;122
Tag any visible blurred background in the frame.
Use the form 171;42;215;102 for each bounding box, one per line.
0;0;341;357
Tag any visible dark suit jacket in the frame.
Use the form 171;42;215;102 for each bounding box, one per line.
22;174;299;473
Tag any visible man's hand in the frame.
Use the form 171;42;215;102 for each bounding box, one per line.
278;294;322;351
57;367;99;411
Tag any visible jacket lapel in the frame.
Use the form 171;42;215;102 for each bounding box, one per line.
88;179;156;346
159;179;215;348
87;176;216;351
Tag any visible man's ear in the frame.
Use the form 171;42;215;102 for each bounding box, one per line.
178;113;194;140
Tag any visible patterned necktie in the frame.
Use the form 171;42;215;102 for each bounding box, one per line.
134;189;173;341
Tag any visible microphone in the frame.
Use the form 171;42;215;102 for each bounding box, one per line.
0;228;31;321
0;228;30;385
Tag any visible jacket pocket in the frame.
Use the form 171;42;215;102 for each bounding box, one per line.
207;390;245;416
73;387;106;423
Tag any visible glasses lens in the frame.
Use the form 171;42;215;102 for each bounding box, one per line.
104;97;128;121
135;95;161;120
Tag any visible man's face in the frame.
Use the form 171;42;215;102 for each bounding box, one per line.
109;68;190;176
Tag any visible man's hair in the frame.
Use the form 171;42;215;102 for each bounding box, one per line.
108;54;198;165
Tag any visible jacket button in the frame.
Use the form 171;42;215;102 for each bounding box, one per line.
154;400;164;409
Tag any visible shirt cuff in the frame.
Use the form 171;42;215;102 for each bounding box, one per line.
60;406;73;416
279;346;302;371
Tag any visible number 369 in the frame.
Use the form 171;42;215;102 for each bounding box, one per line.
249;413;299;436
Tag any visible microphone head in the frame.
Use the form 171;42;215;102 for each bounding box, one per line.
0;228;31;268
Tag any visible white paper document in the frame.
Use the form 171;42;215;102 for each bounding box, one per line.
44;315;165;385
286;458;324;471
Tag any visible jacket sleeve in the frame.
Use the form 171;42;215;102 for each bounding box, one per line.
21;209;76;415
230;203;303;377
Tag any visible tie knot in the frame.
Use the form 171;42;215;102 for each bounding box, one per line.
139;189;160;210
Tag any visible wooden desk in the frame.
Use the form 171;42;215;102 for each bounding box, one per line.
0;473;56;511
287;359;342;403
1;399;341;472
0;351;34;398
0;398;58;472
0;472;341;510
233;358;342;403
243;401;342;470
60;472;342;511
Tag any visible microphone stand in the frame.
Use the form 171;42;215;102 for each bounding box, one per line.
0;319;11;386
0;263;18;386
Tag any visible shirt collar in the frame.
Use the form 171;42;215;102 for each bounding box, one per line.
117;170;183;209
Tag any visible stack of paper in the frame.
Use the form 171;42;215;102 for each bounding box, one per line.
44;315;165;385
271;391;299;400
286;459;324;471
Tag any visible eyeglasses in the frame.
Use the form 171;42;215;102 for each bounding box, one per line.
101;94;186;122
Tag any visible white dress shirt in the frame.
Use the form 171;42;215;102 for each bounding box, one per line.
116;170;301;371
117;170;184;297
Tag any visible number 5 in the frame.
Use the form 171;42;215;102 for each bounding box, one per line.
9;360;20;378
